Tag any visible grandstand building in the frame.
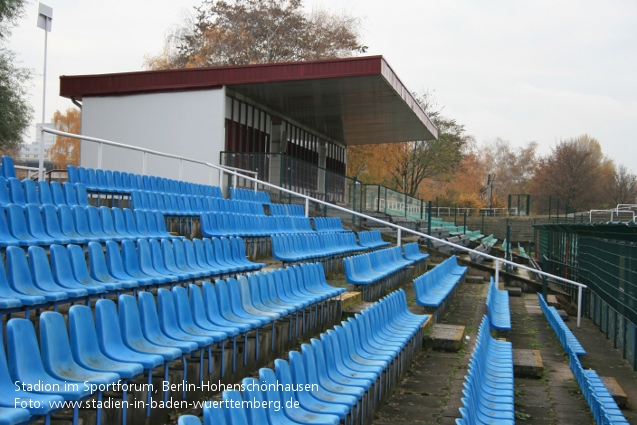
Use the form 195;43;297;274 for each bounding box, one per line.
59;56;438;190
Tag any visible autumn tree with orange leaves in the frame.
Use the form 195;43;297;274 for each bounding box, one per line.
348;91;466;197
48;107;81;168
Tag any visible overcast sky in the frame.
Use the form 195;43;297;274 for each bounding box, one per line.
10;0;637;173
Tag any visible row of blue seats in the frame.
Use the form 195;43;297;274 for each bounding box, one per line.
403;242;430;263
271;232;365;263
68;165;223;198
486;277;511;331
345;246;414;286
131;190;266;217
229;187;271;204
344;246;416;301
313;217;346;232
0;237;262;319
0;204;177;247
414;256;467;317
1;263;342;425
457;314;514;424
0;177;90;210
569;346;629;425
538;296;627;423
357;230;390;249
537;293;586;356
177;289;428;425
269;203;305;217
201;212;313;238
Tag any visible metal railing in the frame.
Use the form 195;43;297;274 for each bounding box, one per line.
14;165;39;180
41;127;589;327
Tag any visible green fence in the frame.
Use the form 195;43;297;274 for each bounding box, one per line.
533;222;637;369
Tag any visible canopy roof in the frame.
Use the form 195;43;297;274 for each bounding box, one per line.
60;56;438;145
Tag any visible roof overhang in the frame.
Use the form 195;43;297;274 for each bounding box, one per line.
60;56;438;145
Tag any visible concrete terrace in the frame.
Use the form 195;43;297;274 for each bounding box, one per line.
366;266;637;425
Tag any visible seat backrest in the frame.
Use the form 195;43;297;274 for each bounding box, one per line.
7;178;26;206
1;156;16;179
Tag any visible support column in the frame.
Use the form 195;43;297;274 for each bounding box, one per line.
317;141;327;201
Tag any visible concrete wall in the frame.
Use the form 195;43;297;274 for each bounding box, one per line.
81;88;226;186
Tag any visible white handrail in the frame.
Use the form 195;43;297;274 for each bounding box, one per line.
41;127;588;327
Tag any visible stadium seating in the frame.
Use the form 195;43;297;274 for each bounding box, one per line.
486;277;511;331
413;255;467;321
357;229;390;249
538;293;628;424
344;247;415;301
537;293;586;356
457;315;514;424
177;289;428;425
313;217;346;232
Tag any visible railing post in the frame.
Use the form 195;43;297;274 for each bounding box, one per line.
142;152;148;175
397;228;402;247
495;259;500;289
577;285;582;328
97;142;103;169
232;174;237;189
427;201;432;249
304;198;309;218
179;159;184;181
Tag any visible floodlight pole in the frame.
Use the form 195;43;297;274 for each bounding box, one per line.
37;3;52;182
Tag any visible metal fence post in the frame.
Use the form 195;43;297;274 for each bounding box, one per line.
577;285;582;328
495;259;500;289
397;228;402;247
305;198;309;217
427;201;432;249
463;212;467;235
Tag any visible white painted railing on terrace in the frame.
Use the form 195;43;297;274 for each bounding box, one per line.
41;127;588;327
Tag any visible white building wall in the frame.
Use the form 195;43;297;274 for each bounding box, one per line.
81;88;226;186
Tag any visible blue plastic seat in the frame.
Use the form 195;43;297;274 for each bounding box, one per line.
131;238;179;285
68;243;131;291
7;318;95;425
28;245;89;299
41;204;84;244
23;179;40;206
1;156;16;179
105;240;155;288
56;204;99;243
72;205;109;242
67;165;79;184
94;298;164;417
50;181;68;207
5;246;68;303
25;203;72;244
86;241;138;290
7;178;26;206
49;244;108;295
86;205;125;241
0;209;21;247
7;204;54;246
0;342;59;422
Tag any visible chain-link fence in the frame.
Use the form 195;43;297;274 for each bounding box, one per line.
533;222;637;369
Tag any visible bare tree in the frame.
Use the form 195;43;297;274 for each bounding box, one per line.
144;0;366;69
531;135;612;213
608;165;637;206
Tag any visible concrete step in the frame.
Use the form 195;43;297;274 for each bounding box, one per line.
342;301;374;318
506;287;522;297
466;275;484;284
341;292;362;311
600;376;627;408
424;324;465;352
513;349;544;378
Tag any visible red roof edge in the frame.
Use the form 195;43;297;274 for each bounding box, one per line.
60;55;385;100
